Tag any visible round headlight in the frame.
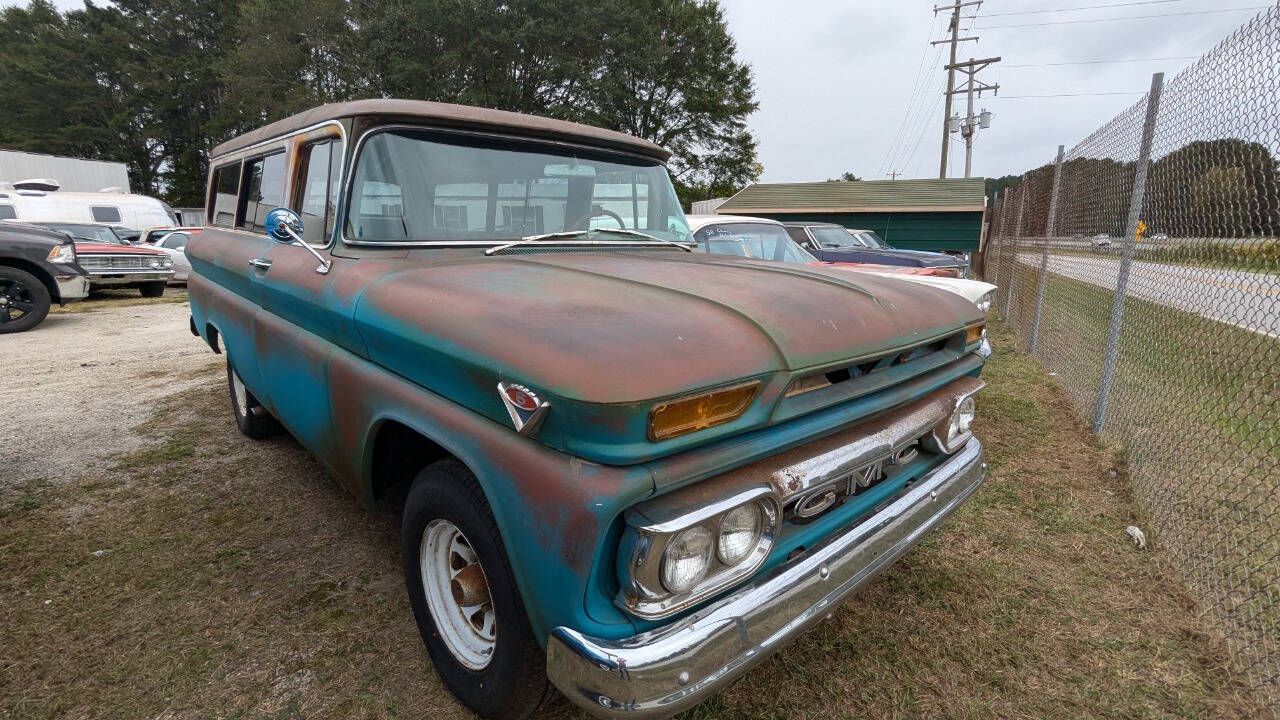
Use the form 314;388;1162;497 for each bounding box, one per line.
948;396;976;444
148;258;161;269
162;257;173;268
718;503;763;565
661;526;713;593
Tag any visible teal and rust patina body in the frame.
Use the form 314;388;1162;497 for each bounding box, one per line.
187;99;989;720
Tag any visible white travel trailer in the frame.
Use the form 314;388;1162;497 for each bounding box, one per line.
0;179;177;234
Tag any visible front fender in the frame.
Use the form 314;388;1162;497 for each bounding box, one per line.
326;351;655;644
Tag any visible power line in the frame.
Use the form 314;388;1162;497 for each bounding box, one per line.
980;0;1187;18
976;6;1267;29
1002;55;1197;67
987;91;1148;97
880;13;945;176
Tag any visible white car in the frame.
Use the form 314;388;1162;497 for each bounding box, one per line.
149;230;193;282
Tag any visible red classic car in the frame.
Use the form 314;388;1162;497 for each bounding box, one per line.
35;223;174;297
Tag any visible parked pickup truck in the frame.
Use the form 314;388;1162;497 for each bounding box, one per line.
0;222;89;333
187;100;989;720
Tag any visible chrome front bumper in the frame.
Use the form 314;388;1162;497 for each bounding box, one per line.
546;437;986;719
55;274;90;301
88;270;174;286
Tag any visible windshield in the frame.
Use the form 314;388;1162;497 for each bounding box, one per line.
345;128;691;245
41;223;125;245
694;223;816;263
852;230;890;249
809;226;864;248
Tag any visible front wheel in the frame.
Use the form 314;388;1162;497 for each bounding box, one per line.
0;266;52;334
403;459;553;720
139;281;166;298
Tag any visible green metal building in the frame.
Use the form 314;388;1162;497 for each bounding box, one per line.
715;177;987;252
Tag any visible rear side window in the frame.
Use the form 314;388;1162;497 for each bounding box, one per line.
0;204;15;220
90;206;121;223
210;162;241;227
238;152;285;233
295;139;344;245
161;233;189;250
784;227;809;245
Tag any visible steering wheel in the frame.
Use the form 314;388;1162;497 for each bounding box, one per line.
570;208;626;231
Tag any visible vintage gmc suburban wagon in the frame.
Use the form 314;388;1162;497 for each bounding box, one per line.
187;100;989;719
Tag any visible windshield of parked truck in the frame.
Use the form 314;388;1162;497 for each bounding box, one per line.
694;223;816;263
344;128;691;245
809;226;864;248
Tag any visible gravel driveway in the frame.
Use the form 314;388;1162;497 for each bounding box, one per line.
1;301;217;486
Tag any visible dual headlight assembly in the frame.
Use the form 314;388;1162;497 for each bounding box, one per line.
618;488;779;619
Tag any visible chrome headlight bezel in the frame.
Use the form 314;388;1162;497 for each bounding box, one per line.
923;389;980;454
618;488;779;619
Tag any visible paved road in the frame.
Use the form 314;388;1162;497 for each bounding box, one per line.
1012;252;1280;337
1;302;218;486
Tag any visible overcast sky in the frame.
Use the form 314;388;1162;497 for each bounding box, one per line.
719;0;1266;182
3;0;1267;183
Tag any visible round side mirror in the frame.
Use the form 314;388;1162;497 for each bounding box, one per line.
264;208;304;244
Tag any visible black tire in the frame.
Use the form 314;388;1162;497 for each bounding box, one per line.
403;459;554;720
139;281;166;298
0;265;52;334
226;360;283;439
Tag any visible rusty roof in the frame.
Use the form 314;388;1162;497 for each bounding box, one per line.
210;99;670;161
717;178;987;214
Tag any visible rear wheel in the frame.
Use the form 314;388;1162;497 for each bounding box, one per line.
139;281;166;298
0;266;52;334
226;360;282;438
403;459;553;720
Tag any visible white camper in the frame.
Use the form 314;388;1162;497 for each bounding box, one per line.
0;179;178;234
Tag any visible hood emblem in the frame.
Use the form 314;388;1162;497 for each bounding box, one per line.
497;382;549;436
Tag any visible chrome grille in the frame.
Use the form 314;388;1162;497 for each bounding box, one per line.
79;255;154;270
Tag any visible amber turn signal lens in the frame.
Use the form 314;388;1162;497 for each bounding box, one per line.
648;382;760;441
965;323;985;346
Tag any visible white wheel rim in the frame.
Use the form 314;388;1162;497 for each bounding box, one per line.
230;368;248;418
420;519;496;670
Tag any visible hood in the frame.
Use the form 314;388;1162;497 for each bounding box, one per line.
860;272;996;305
73;241;165;255
809;261;951;277
819;246;959;268
353;251;982;463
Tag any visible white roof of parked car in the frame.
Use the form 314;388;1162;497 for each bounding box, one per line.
684;214;784;232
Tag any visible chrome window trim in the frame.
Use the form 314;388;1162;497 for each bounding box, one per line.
338;123;668;249
208;119;348;251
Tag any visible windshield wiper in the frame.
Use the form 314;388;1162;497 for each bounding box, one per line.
484;227;693;256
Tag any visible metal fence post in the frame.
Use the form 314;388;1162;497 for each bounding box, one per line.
1029;144;1065;353
1093;72;1163;433
1001;187;1026;318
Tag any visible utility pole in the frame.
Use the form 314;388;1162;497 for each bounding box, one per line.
886;170;902;180
944;56;1000;177
933;0;981;178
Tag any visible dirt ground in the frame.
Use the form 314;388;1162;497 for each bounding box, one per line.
2;293;213;487
0;304;1271;719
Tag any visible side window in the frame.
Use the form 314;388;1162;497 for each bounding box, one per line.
90;206;121;223
162;233;189;250
209;162;241;227
784;227;809;246
0;204;15;220
294;139;344;245
238;152;285;233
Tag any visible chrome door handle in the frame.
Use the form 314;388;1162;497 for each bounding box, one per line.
249;257;273;271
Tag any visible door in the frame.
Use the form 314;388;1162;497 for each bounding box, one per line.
249;136;348;456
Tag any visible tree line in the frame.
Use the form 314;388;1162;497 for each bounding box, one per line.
0;0;761;209
991;139;1280;239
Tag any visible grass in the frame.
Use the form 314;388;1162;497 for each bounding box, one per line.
50;286;189;314
1000;266;1280;704
0;322;1271;719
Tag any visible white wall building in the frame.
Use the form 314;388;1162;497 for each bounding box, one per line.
0;149;130;193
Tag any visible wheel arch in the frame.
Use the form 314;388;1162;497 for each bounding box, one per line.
0;257;59;303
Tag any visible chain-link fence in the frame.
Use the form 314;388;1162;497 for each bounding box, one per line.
983;5;1280;706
